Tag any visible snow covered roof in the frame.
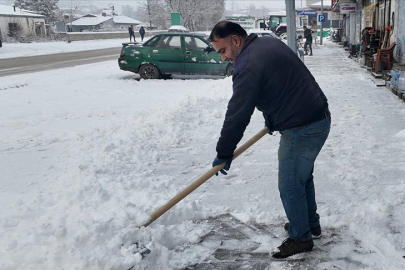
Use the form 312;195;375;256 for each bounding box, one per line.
70;15;112;26
112;16;142;25
0;4;44;17
169;25;188;31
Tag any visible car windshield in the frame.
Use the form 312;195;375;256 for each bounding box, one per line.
269;15;287;30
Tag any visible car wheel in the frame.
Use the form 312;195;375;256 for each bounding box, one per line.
225;64;234;77
139;64;161;79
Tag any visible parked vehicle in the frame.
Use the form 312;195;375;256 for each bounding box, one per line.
275;24;305;41
268;11;287;32
249;29;304;63
248;29;279;38
118;33;234;79
275;23;287;39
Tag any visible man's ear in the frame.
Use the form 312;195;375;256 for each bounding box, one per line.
231;35;241;46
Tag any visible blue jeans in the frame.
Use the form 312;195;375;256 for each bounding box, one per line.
278;116;331;241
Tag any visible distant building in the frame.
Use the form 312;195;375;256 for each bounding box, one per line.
60;14;112;32
112;16;142;31
225;15;256;30
0;4;47;37
55;8;142;32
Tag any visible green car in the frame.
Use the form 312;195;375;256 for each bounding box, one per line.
118;33;234;79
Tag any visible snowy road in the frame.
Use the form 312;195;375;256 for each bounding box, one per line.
1;39;405;269
0;47;120;77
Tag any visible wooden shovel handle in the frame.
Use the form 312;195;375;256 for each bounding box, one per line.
142;127;269;227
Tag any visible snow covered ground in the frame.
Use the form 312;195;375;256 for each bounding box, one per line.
1;39;405;270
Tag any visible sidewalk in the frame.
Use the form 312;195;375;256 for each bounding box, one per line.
185;40;405;269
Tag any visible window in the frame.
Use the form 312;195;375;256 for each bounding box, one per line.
8;23;18;36
144;35;159;46
185;36;208;50
155;36;168;48
155;35;181;49
166;36;181;49
269;16;286;30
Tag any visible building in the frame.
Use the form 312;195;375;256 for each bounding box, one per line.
61;14;112;32
55;11;142;32
0;4;46;38
330;0;403;64
225;15;256;30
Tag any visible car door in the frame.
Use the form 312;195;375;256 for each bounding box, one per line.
150;35;184;74
184;36;225;75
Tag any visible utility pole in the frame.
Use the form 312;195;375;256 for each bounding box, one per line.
285;0;297;55
320;0;323;45
70;0;74;32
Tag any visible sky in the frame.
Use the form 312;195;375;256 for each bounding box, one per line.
0;0;308;13
228;0;308;9
1;37;405;269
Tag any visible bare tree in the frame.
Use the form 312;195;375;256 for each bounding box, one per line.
14;0;59;24
164;0;224;31
135;0;224;31
122;5;136;18
56;0;83;32
135;0;169;29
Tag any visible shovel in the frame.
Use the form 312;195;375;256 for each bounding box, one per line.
128;128;269;266
141;127;269;228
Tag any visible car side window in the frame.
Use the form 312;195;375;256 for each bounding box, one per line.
166;36;181;49
155;36;168;48
154;36;169;48
185;36;208;50
144;36;159;47
154;35;181;49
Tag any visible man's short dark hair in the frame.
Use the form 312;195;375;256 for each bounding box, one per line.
209;21;248;41
303;26;307;29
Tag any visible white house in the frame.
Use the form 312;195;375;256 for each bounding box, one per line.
111;16;142;31
56;13;142;32
0;4;46;37
66;14;112;32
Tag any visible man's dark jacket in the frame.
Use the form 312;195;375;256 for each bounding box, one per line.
216;34;328;159
304;28;313;41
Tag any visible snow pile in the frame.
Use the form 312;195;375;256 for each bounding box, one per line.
0;62;235;268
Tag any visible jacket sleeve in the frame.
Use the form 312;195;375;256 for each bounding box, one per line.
216;64;262;159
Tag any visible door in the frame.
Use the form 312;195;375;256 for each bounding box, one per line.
184;36;225;75
151;35;184;74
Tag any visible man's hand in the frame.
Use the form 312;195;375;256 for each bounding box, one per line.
212;158;232;176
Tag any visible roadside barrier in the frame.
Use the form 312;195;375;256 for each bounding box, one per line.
66;31;166;43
